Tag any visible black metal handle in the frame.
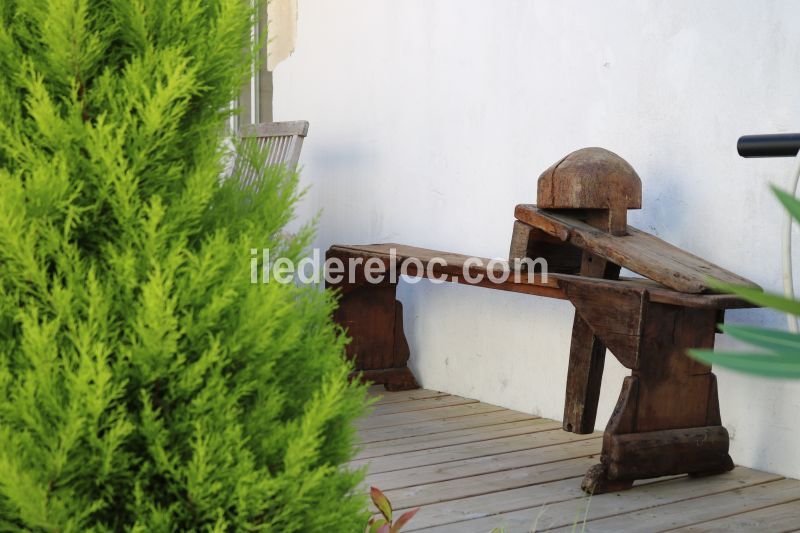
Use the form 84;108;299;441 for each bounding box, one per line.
738;133;800;158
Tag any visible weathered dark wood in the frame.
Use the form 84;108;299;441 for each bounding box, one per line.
581;376;639;494
393;300;410;373
562;219;621;434
329;240;748;488
563;315;606;434
514;205;760;294
706;373;723;426
566;274;754;309
562;278;647;369
354;367;419;391
328;146;758;494
509;220;582;274
329;244;754;310
537;147;642;236
331;244;564;299
580;300;731;493
607;426;733;480
327;248;419;391
333;283;397;371
633;304;717;430
509;220;535;265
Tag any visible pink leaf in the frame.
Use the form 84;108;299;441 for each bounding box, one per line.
391;507;421;532
370;486;393;522
367;517;388;533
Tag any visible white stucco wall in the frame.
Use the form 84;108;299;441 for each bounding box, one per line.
273;0;800;479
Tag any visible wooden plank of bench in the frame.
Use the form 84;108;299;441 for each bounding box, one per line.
330;243;563;299
514;205;760;294
329;244;754;309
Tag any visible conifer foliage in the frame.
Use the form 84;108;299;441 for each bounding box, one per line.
0;1;367;530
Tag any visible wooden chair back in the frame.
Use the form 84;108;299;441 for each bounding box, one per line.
235;120;309;188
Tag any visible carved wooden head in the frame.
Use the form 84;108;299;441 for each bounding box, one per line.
537;147;642;235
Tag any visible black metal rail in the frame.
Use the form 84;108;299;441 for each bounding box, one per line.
738;133;800;158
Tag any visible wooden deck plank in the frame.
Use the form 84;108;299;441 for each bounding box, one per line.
568;478;800;532
370;388;449;405
401;476;590;531
674;499;800;532
355;418;562;460
378;456;598;511
357;431;589;475
423;468;780;532
369;394;477;416
355;389;800;532
363;438;602;491
353;430;599;474
358;409;537;443
357;402;505;430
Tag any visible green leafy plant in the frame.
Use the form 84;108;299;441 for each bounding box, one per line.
367;486;420;533
689;186;800;378
0;0;368;530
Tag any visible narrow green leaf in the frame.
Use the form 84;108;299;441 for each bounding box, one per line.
772;185;800;226
688;349;800;378
719;324;800;352
708;281;800;315
370;486;392;522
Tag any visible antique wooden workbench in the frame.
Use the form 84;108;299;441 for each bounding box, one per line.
327;148;759;494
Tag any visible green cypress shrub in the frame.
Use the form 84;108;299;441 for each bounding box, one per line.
0;1;368;530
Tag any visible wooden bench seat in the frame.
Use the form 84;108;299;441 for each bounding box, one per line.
329;243;754;309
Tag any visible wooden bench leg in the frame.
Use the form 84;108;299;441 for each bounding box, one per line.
326;250;419;391
510;216;621;436
580;303;733;494
563;314;607;434
563;251;620;434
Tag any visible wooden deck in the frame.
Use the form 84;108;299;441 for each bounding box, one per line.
353;388;800;532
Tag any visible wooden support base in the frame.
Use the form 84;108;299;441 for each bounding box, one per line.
327;249;420;392
327;243;752;493
350;367;419;391
607;426;733;479
563;279;733;493
582;426;734;494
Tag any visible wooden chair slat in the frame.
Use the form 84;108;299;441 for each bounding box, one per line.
234;121;309;190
